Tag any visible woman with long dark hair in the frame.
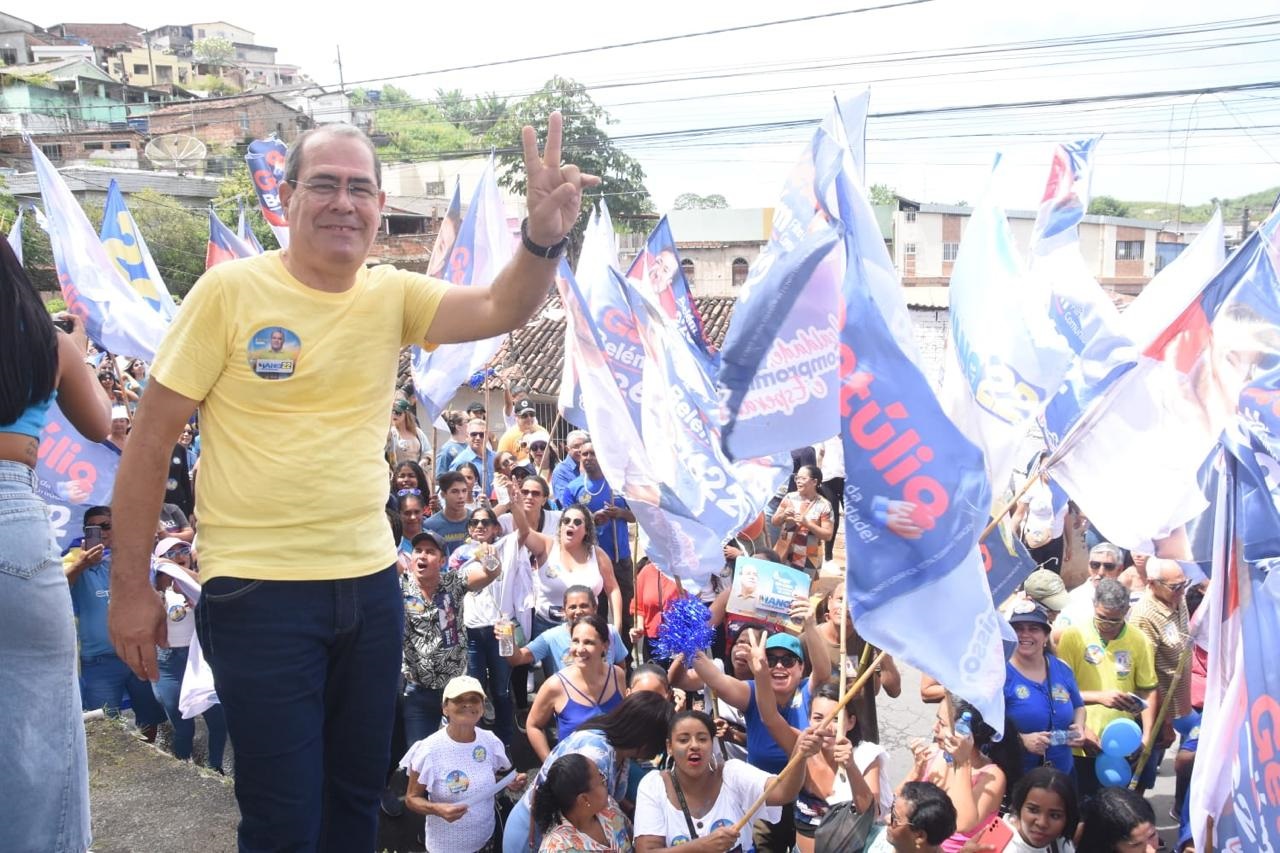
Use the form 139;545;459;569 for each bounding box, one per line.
0;239;111;851
533;753;634;852
503;691;674;853
1076;787;1158;852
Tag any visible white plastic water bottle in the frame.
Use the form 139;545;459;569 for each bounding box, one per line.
944;711;974;765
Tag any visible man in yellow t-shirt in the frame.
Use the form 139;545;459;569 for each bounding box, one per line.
497;396;542;462
105;117;599;851
1057;578;1157;797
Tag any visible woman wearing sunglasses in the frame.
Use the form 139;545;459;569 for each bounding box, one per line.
511;495;622;640
452;506;520;746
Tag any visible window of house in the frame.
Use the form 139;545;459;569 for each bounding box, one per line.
40;143;64;159
903;243;917;256
156;65;172;83
732;257;749;287
133;64;149;75
681;258;695;286
424;181;445;196
196;28;205;38
1116;240;1144;260
943;242;960;262
0;48;17;65
905;210;917;222
110;141;131;150
83;142;105;151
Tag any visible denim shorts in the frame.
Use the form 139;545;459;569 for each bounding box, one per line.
0;460;92;851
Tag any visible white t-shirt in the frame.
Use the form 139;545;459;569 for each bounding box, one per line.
634;759;780;853
498;510;561;537
163;587;196;648
400;727;510;853
853;741;893;818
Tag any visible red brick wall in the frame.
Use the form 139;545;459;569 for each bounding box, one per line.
147;97;307;149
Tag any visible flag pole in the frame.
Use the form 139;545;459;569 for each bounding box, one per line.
538;410;564;482
837;583;850;737
1128;645;1192;790
729;650;888;836
980;465;1044;541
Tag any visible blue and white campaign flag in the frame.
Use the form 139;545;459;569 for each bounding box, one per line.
820;104;1003;724
1047;207;1275;552
1121;210;1225;349
558;205;619;430
719;92;886;461
982;518;1039;606
426;177;462;280
244;138;289;248
100;179;178;321
625;217;719;378
32;402;120;551
554;257;588;429
237;200;265;255
6;206;22;265
940;167;1072;492
411;157;514;425
29;138;167;360
622;268;787;589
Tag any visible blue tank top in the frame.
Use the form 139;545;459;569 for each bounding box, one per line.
555;668;623;741
2;392;53;439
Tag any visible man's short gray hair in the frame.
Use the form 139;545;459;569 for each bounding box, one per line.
284;124;382;187
1090;542;1123;564
1095;578;1130;610
566;430;590;446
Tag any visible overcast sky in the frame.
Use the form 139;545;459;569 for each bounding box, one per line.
34;1;1280;215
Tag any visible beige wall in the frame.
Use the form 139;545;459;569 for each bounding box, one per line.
677;244;762;297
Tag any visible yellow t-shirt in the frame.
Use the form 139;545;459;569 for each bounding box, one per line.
497;424;532;461
149;251;448;582
1058;621;1157;753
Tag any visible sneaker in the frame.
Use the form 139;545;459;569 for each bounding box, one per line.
139;724;159;744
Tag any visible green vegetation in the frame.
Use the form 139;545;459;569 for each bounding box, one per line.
1117;187;1280;224
673;193;728;210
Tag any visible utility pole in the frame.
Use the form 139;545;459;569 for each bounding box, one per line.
335;45;345;94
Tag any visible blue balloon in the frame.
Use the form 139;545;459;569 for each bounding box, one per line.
1096;753;1133;787
1101;718;1142;757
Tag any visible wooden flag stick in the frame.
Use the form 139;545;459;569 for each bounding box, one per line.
837;591;850;736
980;466;1043;542
1128;645;1192;790
729;650;888;835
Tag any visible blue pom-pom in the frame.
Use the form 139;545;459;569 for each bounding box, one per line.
654;596;715;662
467;371;485;389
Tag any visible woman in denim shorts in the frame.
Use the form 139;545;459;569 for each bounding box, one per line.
0;239;111;852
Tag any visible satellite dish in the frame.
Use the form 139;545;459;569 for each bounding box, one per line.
144;134;207;173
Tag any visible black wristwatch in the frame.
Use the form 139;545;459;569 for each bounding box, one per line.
520;218;569;259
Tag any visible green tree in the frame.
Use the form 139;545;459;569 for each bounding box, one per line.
673;192;728;210
434;88;508;136
487;76;652;257
1088;195;1130;217
214;167;279;250
0;179;56;290
193;37;234;69
369;85;476;160
868;183;897;206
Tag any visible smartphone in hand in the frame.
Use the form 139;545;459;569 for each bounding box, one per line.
84;525;103;550
974;815;1015;849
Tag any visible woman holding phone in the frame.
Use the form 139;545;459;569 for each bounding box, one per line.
0;240;111;851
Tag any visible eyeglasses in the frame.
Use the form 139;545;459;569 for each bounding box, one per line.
1153;579;1190;592
1089;560;1118;570
529;442;547;452
469;432;487;438
888;800;915;829
468;519;494;528
562;517;585;528
290;178;379;203
396;488;422;497
520;489;546;498
765;653;800;669
165;546;191;559
1094;614;1128;627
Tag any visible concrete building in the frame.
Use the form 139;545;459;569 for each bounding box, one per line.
891;198;1182;293
2;164;223;208
643;207;773;296
143;92;310;149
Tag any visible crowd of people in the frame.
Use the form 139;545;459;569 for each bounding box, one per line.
0;119;1196;853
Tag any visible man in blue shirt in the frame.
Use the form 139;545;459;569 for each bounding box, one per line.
421;472;472;557
64;506;165;738
450;418;496;489
563;441;635;631
550;429;589;509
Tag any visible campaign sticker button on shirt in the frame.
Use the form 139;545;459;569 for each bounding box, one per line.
472;745;487;763
445;770;470;794
1014;684;1031;700
1084;643;1105;665
1114;650;1132;677
247;326;301;380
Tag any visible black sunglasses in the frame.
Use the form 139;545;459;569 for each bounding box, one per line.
1089;560;1118;570
469;431;487;438
766;653;800;669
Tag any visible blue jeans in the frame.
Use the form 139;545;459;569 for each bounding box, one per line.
80;652;166;727
153;645;229;770
467;626;514;746
0;460;91;852
402;681;445;747
195;567;403;853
